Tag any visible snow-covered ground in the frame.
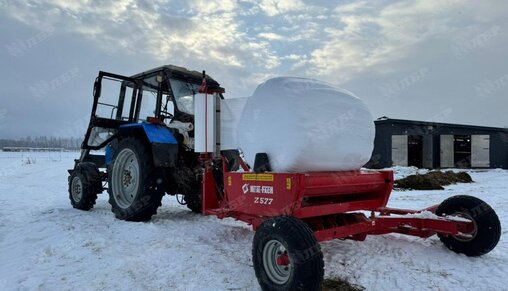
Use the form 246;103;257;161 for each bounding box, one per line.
0;151;506;290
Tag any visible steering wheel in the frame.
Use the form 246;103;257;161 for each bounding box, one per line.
160;110;174;120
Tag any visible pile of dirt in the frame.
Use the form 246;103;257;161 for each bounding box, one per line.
322;278;365;291
394;170;473;190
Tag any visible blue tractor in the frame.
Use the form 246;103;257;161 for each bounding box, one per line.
68;65;224;221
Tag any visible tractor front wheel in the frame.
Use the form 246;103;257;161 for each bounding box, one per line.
108;137;165;221
252;216;324;291
436;195;501;256
68;162;102;210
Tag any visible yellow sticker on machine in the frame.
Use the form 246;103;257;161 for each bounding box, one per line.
242;173;274;182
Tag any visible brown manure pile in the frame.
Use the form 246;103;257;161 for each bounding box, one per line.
394;170;473;190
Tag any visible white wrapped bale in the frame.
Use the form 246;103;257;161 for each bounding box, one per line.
237;77;375;172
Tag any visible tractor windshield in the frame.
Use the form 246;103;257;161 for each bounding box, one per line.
169;79;201;115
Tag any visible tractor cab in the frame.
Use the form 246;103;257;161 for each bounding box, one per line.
82;65;224;152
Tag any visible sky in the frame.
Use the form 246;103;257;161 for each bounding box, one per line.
1;0;507;138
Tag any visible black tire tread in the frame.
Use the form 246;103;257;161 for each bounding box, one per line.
253;216;324;291
174;166;202;214
436;195;501;256
68;162;102;210
185;192;202;213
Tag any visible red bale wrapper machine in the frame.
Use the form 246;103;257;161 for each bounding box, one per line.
196;78;501;291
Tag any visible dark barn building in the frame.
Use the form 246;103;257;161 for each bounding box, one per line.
366;118;508;169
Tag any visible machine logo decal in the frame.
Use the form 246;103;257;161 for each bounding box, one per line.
242;183;274;195
242;183;249;194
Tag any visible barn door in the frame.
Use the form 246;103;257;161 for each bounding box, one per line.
392;135;408;166
440;135;454;168
471;135;490;167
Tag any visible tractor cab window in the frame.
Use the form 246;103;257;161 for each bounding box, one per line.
169;79;201;115
137;75;174;122
94;77;137;121
138;75;159;121
87;126;116;147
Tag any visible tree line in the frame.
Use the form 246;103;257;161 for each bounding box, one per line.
0;136;81;150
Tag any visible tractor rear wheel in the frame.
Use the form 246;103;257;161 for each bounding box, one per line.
108;137;165;221
253;216;324;291
68;162;102;210
184;191;202;213
185;174;202;214
436;195;501;256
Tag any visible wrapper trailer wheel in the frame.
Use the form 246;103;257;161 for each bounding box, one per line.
252;216;324;291
436;195;501;257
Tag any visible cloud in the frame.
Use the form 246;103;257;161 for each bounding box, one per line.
2;1;507;88
258;32;284;40
0;0;296;99
334;1;369;14
257;0;305;17
306;0;508;82
1;0;279;71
